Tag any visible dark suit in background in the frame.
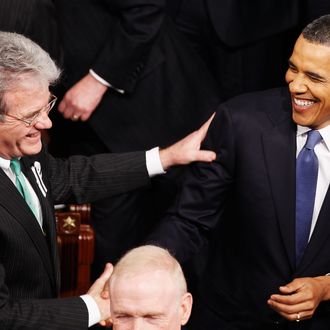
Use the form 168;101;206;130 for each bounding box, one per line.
0;147;149;329
51;0;220;278
170;0;300;100
0;0;61;61
150;87;330;329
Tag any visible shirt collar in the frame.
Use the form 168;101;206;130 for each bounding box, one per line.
297;124;330;152
0;156;11;171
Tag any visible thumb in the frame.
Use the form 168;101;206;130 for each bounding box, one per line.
279;280;302;294
98;263;113;284
197;112;215;139
193;150;216;163
88;263;113;296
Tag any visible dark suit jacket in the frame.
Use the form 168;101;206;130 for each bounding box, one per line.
151;87;330;328
168;0;300;47
0;147;149;329
0;0;61;61
54;0;219;153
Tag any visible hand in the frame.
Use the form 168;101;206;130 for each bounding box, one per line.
87;263;113;325
58;73;108;121
159;113;216;170
98;275;112;327
268;276;330;322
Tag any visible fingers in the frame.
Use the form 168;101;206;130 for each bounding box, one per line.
278;280;305;295
268;277;326;322
57;74;107;121
101;274;111;299
58;98;84;122
268;297;313;322
99;318;113;327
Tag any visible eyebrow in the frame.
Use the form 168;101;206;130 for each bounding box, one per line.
113;311;164;317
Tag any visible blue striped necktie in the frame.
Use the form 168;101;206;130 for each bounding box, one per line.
295;130;322;265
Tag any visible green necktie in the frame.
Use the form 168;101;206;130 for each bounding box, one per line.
10;158;38;219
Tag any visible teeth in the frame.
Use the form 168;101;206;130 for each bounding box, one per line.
294;98;314;107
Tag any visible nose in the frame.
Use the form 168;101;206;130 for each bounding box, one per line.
34;111;52;129
288;74;308;94
131;318;144;330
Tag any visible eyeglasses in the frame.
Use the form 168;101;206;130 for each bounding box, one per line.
4;94;57;127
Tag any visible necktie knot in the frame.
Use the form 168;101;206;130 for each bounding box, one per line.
10;158;22;176
305;130;322;150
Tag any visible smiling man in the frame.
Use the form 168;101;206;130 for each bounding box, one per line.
287;34;330;129
149;14;330;329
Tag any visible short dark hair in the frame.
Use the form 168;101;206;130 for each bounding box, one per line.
302;14;330;46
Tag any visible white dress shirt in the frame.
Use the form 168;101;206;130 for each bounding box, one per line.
0;157;43;229
89;69;125;94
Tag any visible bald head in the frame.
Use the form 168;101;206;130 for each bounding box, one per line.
109;245;192;329
111;245;187;296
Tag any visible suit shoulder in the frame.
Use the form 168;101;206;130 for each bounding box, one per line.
223;87;288;110
211;87;292;137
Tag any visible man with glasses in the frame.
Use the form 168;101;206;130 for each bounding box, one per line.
2;94;57;126
0;31;215;329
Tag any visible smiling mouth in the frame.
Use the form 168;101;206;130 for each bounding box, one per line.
26;132;40;138
292;97;317;110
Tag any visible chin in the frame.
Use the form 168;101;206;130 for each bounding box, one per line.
22;143;42;156
292;112;312;127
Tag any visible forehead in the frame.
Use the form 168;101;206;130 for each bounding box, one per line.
3;75;49;113
110;271;178;313
291;36;330;74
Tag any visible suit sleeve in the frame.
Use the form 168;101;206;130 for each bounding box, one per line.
0;265;88;330
148;107;236;262
43;150;150;205
91;0;166;93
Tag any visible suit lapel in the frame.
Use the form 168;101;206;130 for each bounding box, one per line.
0;159;57;292
21;157;60;292
297;187;330;274
262;116;297;270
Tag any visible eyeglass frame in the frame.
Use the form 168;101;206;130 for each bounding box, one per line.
3;94;57;127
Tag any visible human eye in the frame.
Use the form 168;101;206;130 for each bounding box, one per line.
306;72;326;84
145;315;165;325
22;110;40;122
22;110;40;124
288;62;298;73
113;315;132;324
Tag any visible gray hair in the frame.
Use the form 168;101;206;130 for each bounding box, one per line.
0;31;61;114
302;14;330;46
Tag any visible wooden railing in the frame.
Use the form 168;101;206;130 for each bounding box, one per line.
55;204;94;297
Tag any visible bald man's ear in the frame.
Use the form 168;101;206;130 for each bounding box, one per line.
180;292;193;325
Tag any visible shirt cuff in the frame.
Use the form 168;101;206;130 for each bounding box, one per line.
146;147;166;177
89;69;125;94
80;294;101;327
